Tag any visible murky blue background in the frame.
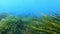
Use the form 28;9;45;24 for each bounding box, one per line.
0;0;60;16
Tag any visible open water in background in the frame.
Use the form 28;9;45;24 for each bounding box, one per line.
0;0;60;17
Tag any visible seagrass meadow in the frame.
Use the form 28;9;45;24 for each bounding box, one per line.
0;0;60;34
0;12;59;34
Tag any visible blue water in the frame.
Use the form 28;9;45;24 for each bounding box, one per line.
0;0;60;16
